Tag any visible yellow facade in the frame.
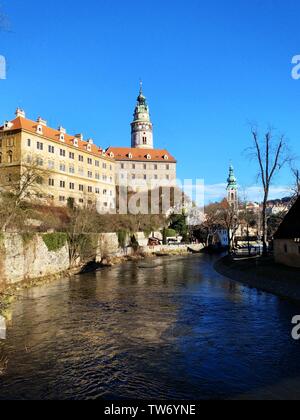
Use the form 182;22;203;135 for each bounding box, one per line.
0;112;116;211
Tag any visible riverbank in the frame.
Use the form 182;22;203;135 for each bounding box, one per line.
215;255;300;301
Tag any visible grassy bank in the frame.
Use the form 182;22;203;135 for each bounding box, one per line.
215;255;300;302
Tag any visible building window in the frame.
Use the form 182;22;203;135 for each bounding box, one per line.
79;185;84;192
95;173;100;180
60;181;66;188
59;196;65;202
37;141;43;151
48;145;55;154
69;152;75;160
95;188;100;194
37;158;43;166
27;139;31;147
88;171;93;179
154;164;158;170
103;163;107;169
79;198;84;204
143;164;147;170
60;149;66;157
7;150;13;163
60;164;66;172
95;160;100;167
88;186;93;193
48;179;55;187
132;164;136;170
79;155;84;162
166;164;170;170
103;189;107;196
121;163;125;169
48;161;55;170
143;137;147;144
7;138;14;147
87;158;92;165
69;183;75;190
144;175;147;180
69;166;75;174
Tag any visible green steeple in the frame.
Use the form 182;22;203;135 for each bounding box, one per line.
133;81;150;122
227;165;238;190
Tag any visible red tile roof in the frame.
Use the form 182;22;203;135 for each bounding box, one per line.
106;147;176;163
0;116;113;161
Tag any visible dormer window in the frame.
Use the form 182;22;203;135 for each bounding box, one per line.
164;155;169;160
4;121;13;130
36;124;43;134
128;153;133;159
110;152;114;158
60;134;65;142
146;154;152;160
73;138;78;147
87;144;92;152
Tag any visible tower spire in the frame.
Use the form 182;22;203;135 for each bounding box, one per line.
227;164;238;211
139;79;143;95
131;82;153;149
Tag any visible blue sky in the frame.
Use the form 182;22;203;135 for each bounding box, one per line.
0;0;300;202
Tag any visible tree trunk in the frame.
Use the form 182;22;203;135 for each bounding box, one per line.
262;194;268;256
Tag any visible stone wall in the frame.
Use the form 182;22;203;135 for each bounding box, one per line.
274;239;300;268
0;233;69;287
0;232;203;288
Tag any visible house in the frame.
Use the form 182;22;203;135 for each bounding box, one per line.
274;197;300;268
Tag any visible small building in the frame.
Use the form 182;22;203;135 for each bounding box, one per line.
274;197;300;268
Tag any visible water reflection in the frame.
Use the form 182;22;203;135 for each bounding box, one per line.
0;254;300;400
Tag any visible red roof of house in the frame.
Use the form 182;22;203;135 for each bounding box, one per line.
0;116;113;161
106;147;176;163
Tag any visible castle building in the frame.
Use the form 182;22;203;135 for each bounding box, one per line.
106;83;177;189
227;164;238;211
0;109;116;210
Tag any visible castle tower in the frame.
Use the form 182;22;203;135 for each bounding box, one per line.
227;165;238;211
131;82;153;149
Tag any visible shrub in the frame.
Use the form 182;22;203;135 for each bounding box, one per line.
118;230;128;249
164;229;177;238
42;233;67;252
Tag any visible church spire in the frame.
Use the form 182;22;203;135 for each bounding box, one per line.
227;164;238;211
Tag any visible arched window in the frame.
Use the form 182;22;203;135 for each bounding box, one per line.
7;150;13;164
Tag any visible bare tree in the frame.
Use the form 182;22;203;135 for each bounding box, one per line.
291;168;300;202
0;161;50;232
250;128;290;255
218;199;240;253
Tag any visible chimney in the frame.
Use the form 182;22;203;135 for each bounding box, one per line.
37;117;47;127
15;108;26;118
87;138;94;145
58;126;66;134
75;133;83;141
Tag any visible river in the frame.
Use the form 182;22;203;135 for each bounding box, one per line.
1;254;300;400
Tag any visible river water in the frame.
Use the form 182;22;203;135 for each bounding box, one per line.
1;254;300;400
